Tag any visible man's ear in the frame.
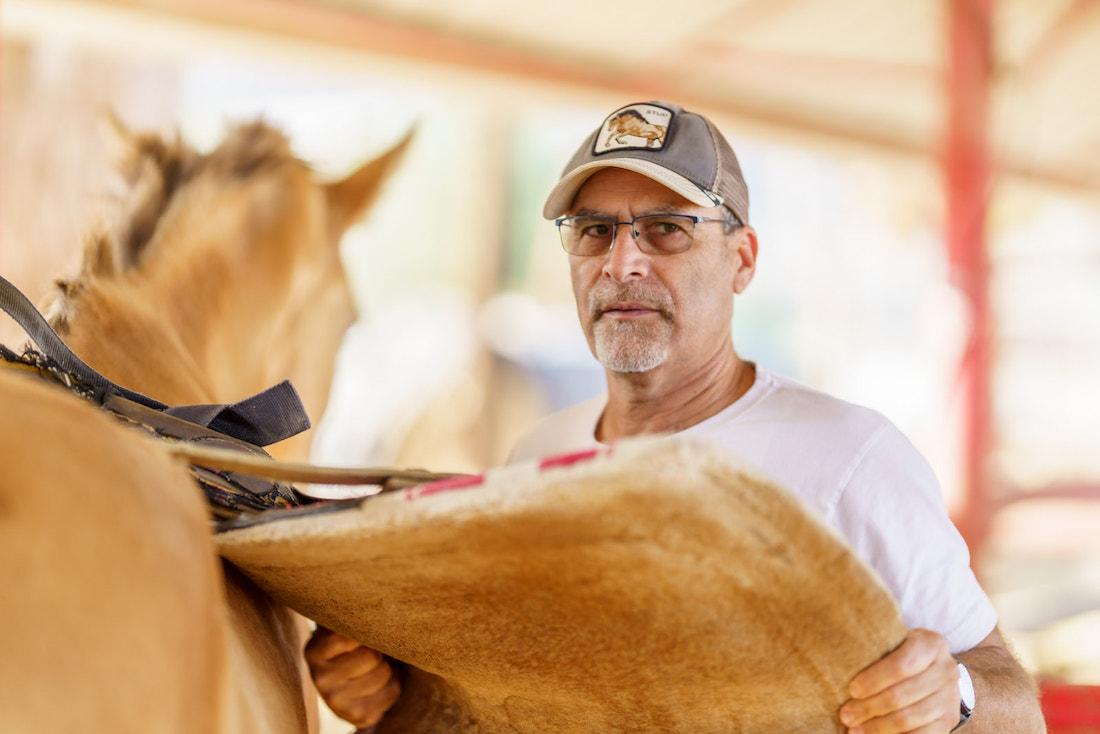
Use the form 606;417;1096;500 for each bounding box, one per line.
732;225;758;294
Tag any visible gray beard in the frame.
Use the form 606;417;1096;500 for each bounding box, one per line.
589;279;673;376
587;281;675;373
592;312;673;373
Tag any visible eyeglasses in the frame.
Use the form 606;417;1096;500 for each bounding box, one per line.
555;214;738;257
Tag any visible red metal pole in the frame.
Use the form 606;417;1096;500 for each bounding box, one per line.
945;0;995;560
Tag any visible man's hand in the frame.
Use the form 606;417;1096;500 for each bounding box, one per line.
304;626;401;730
839;628;961;734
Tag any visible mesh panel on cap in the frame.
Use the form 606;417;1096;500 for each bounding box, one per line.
705;117;749;225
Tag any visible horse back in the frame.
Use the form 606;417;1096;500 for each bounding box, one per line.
0;369;233;732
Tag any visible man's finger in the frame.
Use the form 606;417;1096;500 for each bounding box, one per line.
841;658;961;729
345;676;402;729
843;689;956;734
849;629;947;699
312;649;388;691
305;626;367;663
326;657;394;699
842;673;934;727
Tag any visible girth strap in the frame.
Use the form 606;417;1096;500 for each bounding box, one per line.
0;274;310;447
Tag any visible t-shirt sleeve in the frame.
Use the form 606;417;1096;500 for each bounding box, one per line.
826;422;998;654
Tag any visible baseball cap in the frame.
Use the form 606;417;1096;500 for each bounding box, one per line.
542;101;749;225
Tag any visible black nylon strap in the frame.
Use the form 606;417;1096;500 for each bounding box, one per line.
0;275;310;446
165;380;310;447
1;274;168;410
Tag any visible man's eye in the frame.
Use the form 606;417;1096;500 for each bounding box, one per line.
583;224;610;237
648;219;685;235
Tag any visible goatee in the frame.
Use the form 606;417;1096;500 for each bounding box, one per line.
588;282;674;373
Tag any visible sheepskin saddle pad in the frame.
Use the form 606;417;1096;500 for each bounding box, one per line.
215;436;907;733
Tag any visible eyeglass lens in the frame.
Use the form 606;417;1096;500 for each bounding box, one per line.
559;215;698;256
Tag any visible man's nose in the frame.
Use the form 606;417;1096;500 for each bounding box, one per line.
602;223;651;282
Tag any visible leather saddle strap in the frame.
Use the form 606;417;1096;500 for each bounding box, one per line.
0;275;310;446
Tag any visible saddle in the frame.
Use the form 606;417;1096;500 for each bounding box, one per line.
217;437;908;733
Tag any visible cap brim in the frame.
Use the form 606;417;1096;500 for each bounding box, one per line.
542;159;721;220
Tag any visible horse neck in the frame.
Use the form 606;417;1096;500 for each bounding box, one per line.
61;253;304;408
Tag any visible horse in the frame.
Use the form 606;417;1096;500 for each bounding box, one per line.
0;116;412;732
606;110;667;148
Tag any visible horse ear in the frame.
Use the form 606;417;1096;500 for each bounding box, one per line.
325;126;416;237
99;108;141;169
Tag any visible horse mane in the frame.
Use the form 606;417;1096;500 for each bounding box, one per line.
48;120;298;332
611;109;647;123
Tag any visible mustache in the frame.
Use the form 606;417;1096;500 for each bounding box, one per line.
588;281;674;322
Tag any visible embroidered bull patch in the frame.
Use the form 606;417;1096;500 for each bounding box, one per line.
595;102;673;153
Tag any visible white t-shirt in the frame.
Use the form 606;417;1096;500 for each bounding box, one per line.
510;366;997;654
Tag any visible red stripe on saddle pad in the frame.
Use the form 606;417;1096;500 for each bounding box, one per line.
538;447;610;471
405;473;486;501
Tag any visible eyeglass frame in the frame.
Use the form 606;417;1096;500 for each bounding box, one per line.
554;212;742;257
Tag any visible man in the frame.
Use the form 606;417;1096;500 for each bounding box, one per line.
306;101;1045;733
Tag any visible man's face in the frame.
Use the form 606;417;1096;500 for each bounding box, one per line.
566;167;756;376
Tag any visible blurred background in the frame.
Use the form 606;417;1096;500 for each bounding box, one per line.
2;0;1099;728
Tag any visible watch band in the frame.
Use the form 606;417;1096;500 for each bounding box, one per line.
951;662;975;731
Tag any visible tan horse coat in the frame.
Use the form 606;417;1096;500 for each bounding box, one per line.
0;119;411;733
0;370;233;732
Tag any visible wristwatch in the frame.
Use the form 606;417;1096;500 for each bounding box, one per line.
951;662;975;731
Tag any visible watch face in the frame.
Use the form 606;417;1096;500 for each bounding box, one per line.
958;663;976;712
